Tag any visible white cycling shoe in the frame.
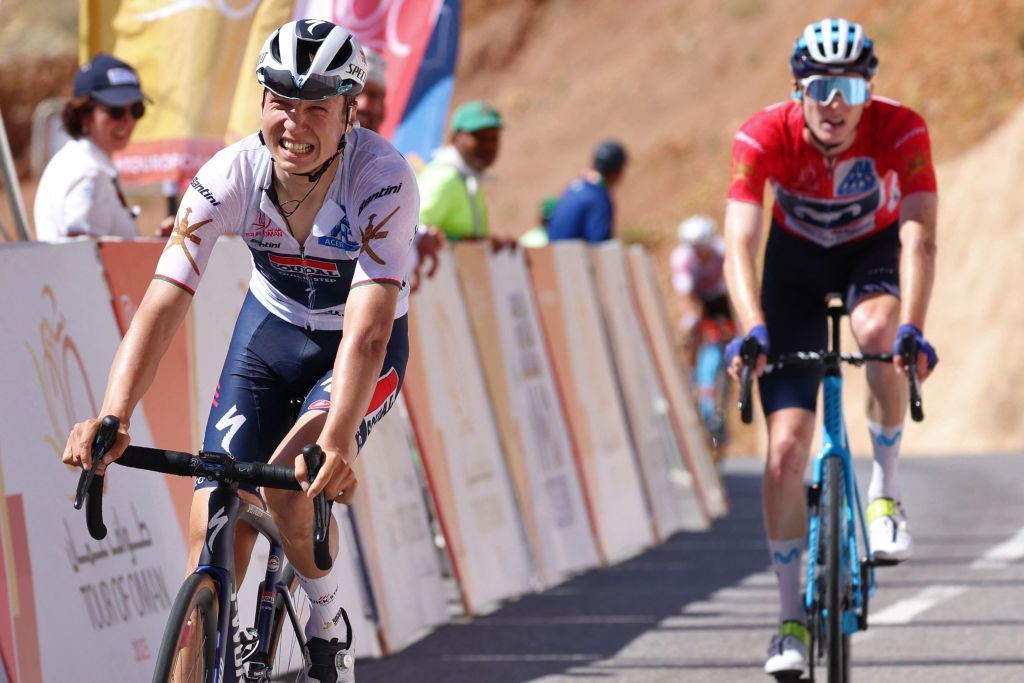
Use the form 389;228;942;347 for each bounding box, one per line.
764;621;808;679
868;497;913;565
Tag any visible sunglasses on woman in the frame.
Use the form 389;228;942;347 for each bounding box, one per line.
102;101;146;120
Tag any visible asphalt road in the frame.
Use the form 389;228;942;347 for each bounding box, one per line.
358;453;1024;682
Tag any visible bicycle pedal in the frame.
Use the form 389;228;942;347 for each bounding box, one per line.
870;556;902;568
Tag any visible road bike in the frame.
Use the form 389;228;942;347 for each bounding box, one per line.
738;298;924;682
693;317;736;449
73;415;344;682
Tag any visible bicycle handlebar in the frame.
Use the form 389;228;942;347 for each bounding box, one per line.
737;344;925;423
72;416;334;569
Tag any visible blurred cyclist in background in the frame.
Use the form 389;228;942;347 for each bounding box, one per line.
671;214;734;448
723;18;938;678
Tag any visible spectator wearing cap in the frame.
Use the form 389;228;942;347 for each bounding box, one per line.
356;47;388;133
417;100;505;243
34;53;154;241
519;195;558;248
547;140;628;243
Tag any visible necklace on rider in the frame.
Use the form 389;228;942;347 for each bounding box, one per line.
274;164;328;219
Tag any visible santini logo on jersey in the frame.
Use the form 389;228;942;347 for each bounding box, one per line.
359;183;403;215
268;254;340;277
190;177;221;206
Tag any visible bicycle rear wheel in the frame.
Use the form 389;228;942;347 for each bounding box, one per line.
824;457;851;682
152;572;220;683
265;564;312;681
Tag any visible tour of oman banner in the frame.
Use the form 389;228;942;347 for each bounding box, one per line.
82;0;460;187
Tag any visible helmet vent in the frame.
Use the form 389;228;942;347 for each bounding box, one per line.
328;40;354;72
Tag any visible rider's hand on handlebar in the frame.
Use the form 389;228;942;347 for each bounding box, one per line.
726;325;770;380
296;442;358;505
892;323;938;380
62;417;131;473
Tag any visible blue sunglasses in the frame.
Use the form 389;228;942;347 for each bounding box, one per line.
799;76;870;106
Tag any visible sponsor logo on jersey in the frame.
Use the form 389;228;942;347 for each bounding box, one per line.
165;206;213;276
320;204;360;251
308;399;332;411
835;158;878;196
358;182;403;215
359;205;400;265
190;176;221;206
268;254;340;277
245;211;284;238
251;239;281;249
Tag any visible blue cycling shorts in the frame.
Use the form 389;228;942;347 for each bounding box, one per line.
759;220;899;415
197;291;409;494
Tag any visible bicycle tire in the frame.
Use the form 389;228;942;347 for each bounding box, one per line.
265;564;311;681
824;457;851;682
152;572;220;683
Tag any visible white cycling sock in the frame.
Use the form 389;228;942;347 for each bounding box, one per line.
769;537;805;624
295;570;350;644
867;421;903;502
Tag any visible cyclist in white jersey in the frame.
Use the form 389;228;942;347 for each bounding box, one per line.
61;20;418;683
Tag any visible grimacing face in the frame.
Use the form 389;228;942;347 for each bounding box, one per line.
796;73;872;153
260;93;352;176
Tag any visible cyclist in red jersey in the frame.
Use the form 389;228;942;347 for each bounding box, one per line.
722;18;939;678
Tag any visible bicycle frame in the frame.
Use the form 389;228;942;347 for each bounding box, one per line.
804;364;876;639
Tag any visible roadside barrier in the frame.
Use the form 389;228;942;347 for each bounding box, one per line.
0;237;727;675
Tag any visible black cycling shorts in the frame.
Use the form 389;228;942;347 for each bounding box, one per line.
197;291;409;494
759;220;900;415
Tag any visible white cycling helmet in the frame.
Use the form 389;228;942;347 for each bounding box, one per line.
677;214;717;246
790;18;878;79
257;19;367;101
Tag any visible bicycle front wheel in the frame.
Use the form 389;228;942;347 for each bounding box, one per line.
824;457;851;682
265;564;312;680
152;572;220;683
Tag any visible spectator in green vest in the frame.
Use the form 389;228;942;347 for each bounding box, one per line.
418;100;507;245
519;196;558;248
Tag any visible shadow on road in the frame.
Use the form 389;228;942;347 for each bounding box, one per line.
359;470;769;683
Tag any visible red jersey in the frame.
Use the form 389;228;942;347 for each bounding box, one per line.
727;97;936;248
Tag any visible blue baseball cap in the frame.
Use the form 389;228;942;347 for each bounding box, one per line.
74;53;151;106
593;140;627;176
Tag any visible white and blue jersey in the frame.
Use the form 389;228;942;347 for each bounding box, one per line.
155;127;418;330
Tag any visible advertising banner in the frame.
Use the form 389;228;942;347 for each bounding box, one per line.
626;245;729;518
454;243;599;586
98;239;197;535
590;242;708;537
0;240;186;681
526;244;652;562
402;248;535;614
352;397;448;654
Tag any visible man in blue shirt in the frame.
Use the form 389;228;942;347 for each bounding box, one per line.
547;140;628;243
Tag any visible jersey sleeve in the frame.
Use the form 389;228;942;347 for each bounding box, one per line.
888;106;937;196
351;154;419;290
153;153;239;295
727;109;780;205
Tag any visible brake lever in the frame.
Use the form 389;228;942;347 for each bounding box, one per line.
302;444;334;571
73;415;120;540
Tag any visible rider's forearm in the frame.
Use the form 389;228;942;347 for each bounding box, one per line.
898;193;938;329
100;282;192;426
723;200;766;333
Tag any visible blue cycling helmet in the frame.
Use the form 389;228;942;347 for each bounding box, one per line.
790;18;878;79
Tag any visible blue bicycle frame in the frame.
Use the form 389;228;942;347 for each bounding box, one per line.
804;370;875;638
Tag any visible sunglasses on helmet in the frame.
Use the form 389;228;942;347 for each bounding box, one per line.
257;67;358;102
799;76;870;106
102;101;146;120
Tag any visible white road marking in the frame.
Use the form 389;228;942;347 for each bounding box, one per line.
869;585;967;625
970;527;1024;570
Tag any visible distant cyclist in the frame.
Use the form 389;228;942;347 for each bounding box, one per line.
722;18;939;679
61;20;418;683
670;214;732;345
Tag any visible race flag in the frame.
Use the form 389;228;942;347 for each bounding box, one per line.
81;0;460;188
